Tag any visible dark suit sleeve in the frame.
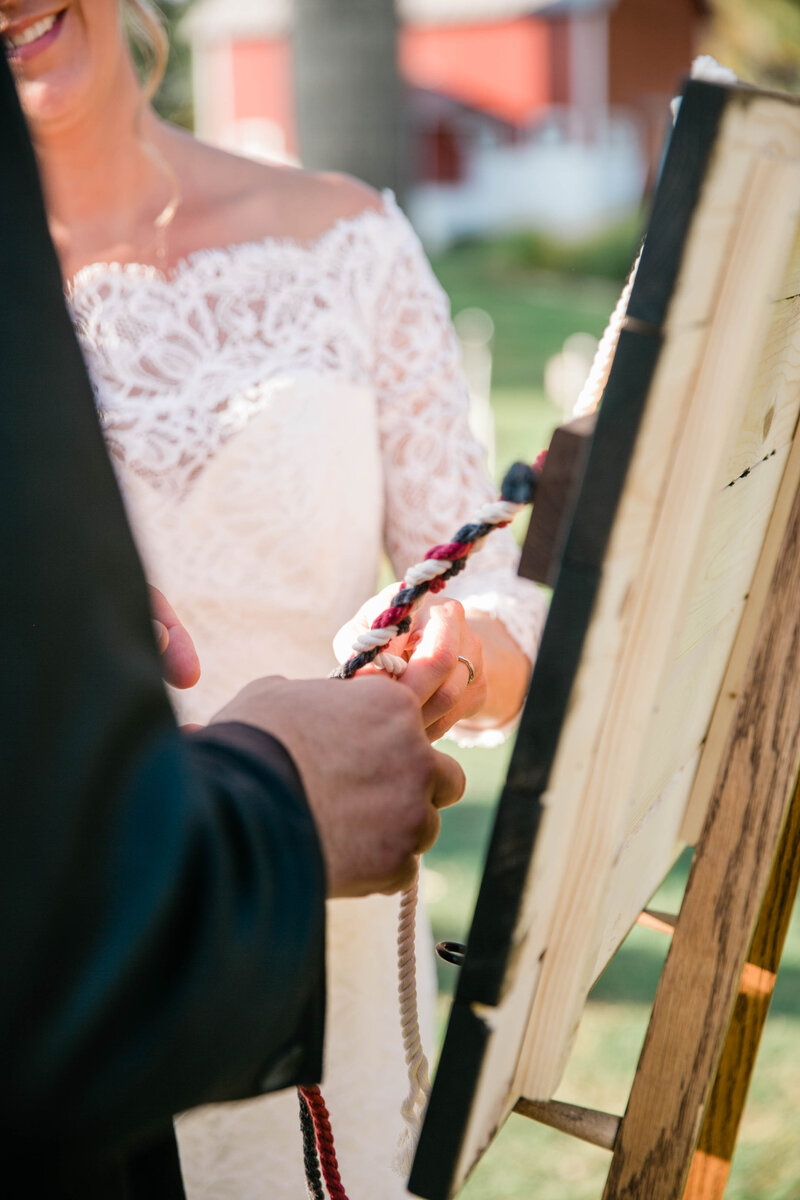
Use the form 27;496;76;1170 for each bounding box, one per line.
0;56;325;1153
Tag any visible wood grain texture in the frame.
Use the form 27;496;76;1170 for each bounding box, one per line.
681;415;800;844
515;150;800;1104
716;294;800;489
457;330;661;1011
603;460;800;1200
589;435;798;975
513;1098;620;1151
410;78;800;1200
778;221;800;301
680;774;800;1199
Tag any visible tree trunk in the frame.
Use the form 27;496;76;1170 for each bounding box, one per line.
293;0;407;197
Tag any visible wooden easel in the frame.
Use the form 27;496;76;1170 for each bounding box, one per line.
410;76;800;1200
518;418;800;1199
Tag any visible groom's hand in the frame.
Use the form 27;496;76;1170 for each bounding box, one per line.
149;586;201;689
210;675;465;898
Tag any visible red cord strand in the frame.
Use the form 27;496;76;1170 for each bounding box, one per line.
298;1085;350;1200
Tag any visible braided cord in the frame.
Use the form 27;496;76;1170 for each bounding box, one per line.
298;1090;326;1200
331;461;540;681
573;246;642;419
394;870;431;1174
297;458;542;1194
298;1085;350;1200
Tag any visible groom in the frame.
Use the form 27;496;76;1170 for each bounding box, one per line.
0;53;462;1197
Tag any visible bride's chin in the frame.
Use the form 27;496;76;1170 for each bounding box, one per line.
17;67;90;132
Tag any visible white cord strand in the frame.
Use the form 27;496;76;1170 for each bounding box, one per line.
404;558;453;587
573;246;643;418
394;869;432;1175
351;624;400;652
574;56;739;421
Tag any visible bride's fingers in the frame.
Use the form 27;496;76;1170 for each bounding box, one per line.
421;646;486;734
401;603;487;733
425;679;484;742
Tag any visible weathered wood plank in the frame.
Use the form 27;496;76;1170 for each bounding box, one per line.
514;153;800;1104
777;220;800;300
665;89;800;329
681;419;800;843
410;80;800;1200
589;755;696;982
603;443;800;1200
717;293;800;488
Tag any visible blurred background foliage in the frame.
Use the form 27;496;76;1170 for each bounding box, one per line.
152;0;194;127
706;0;800;92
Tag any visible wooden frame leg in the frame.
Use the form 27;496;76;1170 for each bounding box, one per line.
602;472;800;1200
682;768;800;1200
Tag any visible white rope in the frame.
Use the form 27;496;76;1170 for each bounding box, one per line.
393;869;432;1175
374;651;407;676
351;624;400;652
573;246;642;417
574;56;738;421
473;498;525;525
405;558;452;587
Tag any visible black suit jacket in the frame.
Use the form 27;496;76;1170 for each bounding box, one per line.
0;56;326;1196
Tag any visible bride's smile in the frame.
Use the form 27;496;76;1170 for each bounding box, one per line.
2;7;66;60
0;0;123;130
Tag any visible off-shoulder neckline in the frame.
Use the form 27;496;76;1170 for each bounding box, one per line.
67;188;401;298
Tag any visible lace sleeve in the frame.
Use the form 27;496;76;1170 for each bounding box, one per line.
373;201;548;743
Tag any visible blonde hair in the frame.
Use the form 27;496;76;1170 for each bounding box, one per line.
120;0;179;239
121;0;169;104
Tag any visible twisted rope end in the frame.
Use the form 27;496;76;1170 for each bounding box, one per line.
500;459;542;505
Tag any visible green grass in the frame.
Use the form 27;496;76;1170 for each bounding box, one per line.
431;239;625;392
417;239;800;1200
493;214;645;284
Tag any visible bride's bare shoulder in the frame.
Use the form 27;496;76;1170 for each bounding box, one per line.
169;127;385;246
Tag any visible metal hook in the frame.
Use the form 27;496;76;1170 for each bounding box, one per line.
435;940;466;966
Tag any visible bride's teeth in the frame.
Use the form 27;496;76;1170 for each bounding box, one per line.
8;13;58;49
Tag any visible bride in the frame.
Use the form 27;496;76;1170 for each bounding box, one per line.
3;0;546;1195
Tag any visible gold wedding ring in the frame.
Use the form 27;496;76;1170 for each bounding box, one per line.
457;655;475;686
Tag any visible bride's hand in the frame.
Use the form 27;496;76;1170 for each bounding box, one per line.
333;585;486;741
149;586;201;690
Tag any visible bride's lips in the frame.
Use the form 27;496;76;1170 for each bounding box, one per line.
2;8;67;63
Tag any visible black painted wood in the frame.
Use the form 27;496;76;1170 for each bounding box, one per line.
627;80;727;329
407;1006;490;1200
459;323;663;1008
519;413;596;587
409;79;735;1200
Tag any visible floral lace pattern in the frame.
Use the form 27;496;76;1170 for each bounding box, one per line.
68;193;547;1199
69;194;545;684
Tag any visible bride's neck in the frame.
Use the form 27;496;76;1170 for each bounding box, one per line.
33;65;171;275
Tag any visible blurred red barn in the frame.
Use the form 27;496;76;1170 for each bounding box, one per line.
184;0;709;242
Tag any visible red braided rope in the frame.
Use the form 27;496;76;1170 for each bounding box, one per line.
298;1085;350;1200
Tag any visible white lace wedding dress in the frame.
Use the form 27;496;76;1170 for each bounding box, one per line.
69;193;546;1200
